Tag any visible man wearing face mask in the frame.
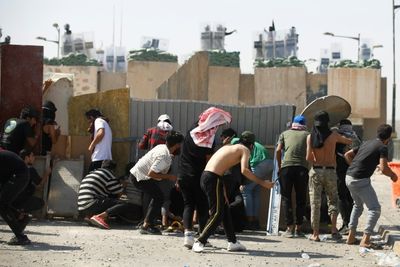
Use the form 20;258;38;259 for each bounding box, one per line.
130;131;184;235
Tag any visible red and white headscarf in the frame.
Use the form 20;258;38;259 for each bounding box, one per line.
190;107;232;148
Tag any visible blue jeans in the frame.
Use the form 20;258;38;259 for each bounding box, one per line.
346;175;381;234
242;159;274;217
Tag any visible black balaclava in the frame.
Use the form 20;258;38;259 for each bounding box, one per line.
311;111;332;148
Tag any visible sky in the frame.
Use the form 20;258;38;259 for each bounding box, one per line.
0;0;398;120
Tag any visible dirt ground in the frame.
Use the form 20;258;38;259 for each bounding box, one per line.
0;173;399;267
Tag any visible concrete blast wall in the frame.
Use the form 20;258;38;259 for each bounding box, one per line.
239;74;255;105
99;71;127;92
44;65;99;96
208;66;240;104
127;60;178;99
43;77;73;135
255;67;307;113
328;68;381;118
363;77;387;140
158;52;209;100
157;52;241;105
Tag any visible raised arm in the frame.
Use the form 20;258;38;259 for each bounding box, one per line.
240;147;274;189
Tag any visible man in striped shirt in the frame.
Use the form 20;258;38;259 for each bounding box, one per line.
78;160;133;229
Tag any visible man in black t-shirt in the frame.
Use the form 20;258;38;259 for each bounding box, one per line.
344;124;398;248
1;107;40;154
0;150;31;245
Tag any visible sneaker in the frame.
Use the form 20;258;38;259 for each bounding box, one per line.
7;235;31;246
139;226;161;235
294;230;305;238
227;241;246;252
184;231;195;248
282;229;294;238
90;215;110;229
192;240;205;253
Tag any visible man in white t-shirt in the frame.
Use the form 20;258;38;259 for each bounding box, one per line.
85;109;113;172
129;131;184;235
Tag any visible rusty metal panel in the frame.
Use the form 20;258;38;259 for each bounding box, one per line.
130;99;295;161
0;45;43;128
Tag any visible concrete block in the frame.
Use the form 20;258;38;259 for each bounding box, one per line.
47;158;84;218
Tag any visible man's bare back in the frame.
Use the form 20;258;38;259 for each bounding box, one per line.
306;131;352;166
205;144;249;176
204;144;274;189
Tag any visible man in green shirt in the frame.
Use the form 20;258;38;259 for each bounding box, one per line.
231;136;273;229
276;115;310;237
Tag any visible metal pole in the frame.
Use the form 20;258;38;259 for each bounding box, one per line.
357;33;360;61
393;0;397;131
57;28;60;59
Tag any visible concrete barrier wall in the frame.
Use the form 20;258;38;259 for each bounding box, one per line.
44;65;99;96
254;67;307;113
363;77;387;140
208;66;240;105
158;51;209;100
43;77;73;135
98;71;127;91
306;73;327;104
68;88;130;176
127;60;178;99
328;68;381;118
239;74;255;106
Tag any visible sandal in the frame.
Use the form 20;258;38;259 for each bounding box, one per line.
331;232;342;240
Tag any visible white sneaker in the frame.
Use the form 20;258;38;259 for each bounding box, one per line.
192;240;205;253
184;231;194;249
227;241;246;251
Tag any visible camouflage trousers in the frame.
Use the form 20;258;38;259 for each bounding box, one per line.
309;167;339;230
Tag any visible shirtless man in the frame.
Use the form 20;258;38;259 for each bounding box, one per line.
191;131;274;253
306;111;352;242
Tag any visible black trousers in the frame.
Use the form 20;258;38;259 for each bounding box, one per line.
337;169;353;226
80;195;138;219
279;166;309;226
198;171;236;244
0;169;30;237
178;175;209;233
88;160;104;173
13;196;44;213
130;174;164;226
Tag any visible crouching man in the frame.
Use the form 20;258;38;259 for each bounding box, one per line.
78;160;137;229
129;131;184;235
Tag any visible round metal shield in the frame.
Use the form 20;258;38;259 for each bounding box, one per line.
300;95;351;129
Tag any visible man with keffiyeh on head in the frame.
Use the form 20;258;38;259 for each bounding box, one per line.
306;111;352;242
178;107;231;249
276;115;310;238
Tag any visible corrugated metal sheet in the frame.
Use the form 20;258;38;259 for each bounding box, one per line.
130;99;295;161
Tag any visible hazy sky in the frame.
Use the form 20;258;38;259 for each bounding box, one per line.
0;0;398;117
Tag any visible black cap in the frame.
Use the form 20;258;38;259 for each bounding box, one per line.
239;131;256;144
